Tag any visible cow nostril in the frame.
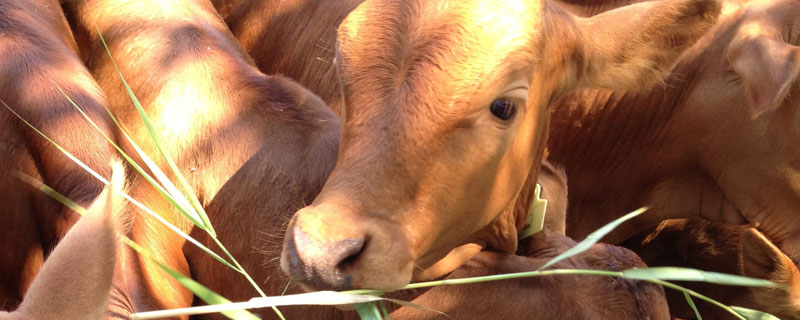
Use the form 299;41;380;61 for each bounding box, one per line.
332;237;366;273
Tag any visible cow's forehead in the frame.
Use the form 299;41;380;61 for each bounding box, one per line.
337;0;540;107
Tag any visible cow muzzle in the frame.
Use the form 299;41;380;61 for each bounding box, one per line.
280;206;414;291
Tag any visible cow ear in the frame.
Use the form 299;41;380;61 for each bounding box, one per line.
728;35;800;119
572;0;720;91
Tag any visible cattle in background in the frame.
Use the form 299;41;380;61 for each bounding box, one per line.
0;0;117;310
546;0;800;276
0;0;682;318
212;0;363;116
628;218;800;319
60;0;341;317
538;0;800;316
277;0;721;291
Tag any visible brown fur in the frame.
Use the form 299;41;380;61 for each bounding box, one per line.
0;0;118;311
394;163;667;319
212;0;363;116
0;163;124;320
627;218;800;319
547;0;800;270
393;236;670;320
544;0;800;317
277;0;721;291
59;0;341;317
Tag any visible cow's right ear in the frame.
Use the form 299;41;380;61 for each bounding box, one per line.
572;0;720;91
728;34;800;119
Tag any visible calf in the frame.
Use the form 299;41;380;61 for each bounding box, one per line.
0;0;117;310
279;0;722;291
61;0;340;317
393;239;670;320
628;219;800;319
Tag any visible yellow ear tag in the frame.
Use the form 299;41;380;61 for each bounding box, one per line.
519;183;547;240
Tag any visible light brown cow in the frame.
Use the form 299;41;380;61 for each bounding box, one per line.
546;0;800;270
0;0;117;310
277;0;722;291
0;163;123;320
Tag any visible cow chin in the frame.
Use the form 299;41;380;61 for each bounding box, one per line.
280;205;416;291
411;243;485;282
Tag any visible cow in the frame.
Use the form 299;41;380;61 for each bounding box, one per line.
274;0;722;291
0;0;679;319
0;0;118;310
0;163;123;320
628;218;800;319
530;0;800;316
545;0;800;276
58;0;341;317
62;0;684;317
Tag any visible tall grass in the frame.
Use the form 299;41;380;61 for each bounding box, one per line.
1;31;784;320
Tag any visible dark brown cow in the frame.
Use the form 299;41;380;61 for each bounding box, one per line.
277;0;721;291
393;236;671;320
628;218;800;320
0;0;117;310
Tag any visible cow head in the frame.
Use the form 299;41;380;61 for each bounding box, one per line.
282;0;720;290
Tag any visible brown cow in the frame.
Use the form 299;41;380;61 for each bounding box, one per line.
388;160;671;319
277;0;722;291
0;1;671;318
0;163;123;320
60;0;341;317
545;0;800;272
628;218;800;320
0;0;117;310
392;236;671;320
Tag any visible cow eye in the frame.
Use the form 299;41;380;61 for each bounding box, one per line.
489;98;516;121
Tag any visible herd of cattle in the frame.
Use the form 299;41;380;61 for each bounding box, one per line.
0;0;799;319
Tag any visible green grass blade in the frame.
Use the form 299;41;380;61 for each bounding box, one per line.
159;264;260;320
537;207;647;271
355;302;383;320
685;291;702;320
13;171;88;216
14;168;235;270
124;240;259;320
96;27;216;237
2;98;233;269
14;170;254;320
379;300;391;319
622;267;778;288
55;86;207;230
132;291;424;319
730;306;781;320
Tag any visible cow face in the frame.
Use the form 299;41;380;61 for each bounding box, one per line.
282;0;721;290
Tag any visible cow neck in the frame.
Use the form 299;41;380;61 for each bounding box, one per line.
546;63;700;174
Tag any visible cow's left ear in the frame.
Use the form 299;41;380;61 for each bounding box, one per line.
568;0;720;91
728;35;800;119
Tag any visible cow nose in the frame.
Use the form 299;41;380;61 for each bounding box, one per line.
283;223;366;290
